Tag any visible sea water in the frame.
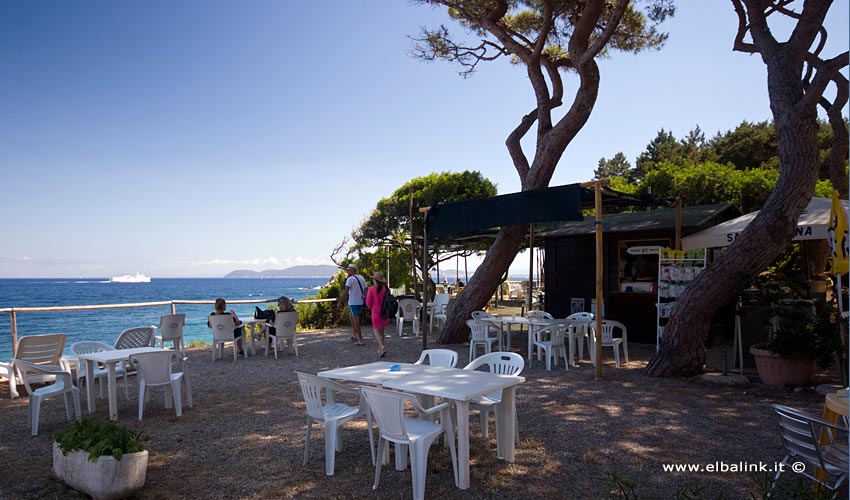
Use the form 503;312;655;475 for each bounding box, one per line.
0;278;330;360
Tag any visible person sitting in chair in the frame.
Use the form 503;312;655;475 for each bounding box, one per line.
208;298;244;355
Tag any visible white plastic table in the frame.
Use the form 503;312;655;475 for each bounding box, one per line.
485;315;578;365
76;347;163;420
383;367;524;489
240;318;267;355
321;361;524;489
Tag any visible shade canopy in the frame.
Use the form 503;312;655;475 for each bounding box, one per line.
681;197;850;250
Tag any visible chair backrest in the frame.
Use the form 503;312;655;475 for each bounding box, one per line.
564;318;590;334
526;310;554;320
540;323;567;347
271;311;298;338
360;386;417;443
466;319;493;342
566;312;593;320
296;372;336;421
114;327;155;349
14;333;66;367
432;294;450;311
158;314;186;342
129;351;177;386
71;341;115;356
415;349;458;368
397;299;420;320
772;404;837;474
471;310;496;321
208;315;237;342
464;351;525;376
600;320;626;344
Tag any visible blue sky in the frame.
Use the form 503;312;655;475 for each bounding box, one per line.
1;1;847;278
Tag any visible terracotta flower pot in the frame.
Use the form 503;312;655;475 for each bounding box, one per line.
749;346;813;387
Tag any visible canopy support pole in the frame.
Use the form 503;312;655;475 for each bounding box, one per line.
595;182;603;380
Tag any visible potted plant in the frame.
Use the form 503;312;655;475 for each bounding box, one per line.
53;415;148;500
748;274;841;388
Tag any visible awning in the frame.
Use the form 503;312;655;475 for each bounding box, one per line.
681;197;850;250
426;183;648;240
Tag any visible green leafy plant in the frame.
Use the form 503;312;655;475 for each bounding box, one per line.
754;276;841;369
55;416;145;462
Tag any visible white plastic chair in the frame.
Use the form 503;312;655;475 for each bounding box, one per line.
566;313;594;360
589;320;629;368
463;352;524;445
14;333;67;386
153;313;185;351
264;311;299;359
0;362;17;398
430;294;450;330
296;372;374;476
772;404;849;493
71;341;129;400
360;386;457;500
15;359;80;436
128;351;184;420
208;314;245;362
396;299;421;337
471;310;504;350
414;349;458;368
532;323;569;371
525;310;554;321
466;319;499;363
114;327;156;350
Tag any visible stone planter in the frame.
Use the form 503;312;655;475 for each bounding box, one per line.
749;346;814;388
53;442;148;500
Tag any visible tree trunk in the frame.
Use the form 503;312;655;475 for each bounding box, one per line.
647;1;828;377
438;225;526;344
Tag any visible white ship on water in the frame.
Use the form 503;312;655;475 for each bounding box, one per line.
110;273;151;283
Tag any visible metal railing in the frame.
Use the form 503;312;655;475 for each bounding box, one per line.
0;297;337;346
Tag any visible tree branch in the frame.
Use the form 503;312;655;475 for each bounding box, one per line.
800;51;849;109
506;108;537;180
582;0;631;65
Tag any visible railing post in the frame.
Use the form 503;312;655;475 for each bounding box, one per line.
10;311;18;348
170;302;176;315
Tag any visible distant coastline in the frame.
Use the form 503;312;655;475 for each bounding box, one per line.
224;264;338;279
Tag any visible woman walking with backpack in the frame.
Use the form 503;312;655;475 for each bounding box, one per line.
365;271;389;358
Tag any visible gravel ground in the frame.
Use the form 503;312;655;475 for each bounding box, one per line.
0;312;842;500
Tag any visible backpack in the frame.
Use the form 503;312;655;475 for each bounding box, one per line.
379;288;398;319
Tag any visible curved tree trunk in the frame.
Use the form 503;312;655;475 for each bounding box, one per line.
438;225;526;344
647;0;832;376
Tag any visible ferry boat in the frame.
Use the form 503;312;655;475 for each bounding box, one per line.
110;273;151;283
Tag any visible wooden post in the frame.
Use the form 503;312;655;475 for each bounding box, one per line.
527;223;534;313
10;311;17;349
409;186;417;297
419;206;431;347
595;182;603;380
675;197;682;250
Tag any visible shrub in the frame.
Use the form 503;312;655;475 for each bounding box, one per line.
55;416;146;462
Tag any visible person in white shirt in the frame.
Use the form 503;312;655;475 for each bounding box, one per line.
338;263;367;345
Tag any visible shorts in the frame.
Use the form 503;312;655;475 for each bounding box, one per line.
349;305;363;315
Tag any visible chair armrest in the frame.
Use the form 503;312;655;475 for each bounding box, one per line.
418;401;450;416
325;379;360;396
14;360;66;375
774;404;850;431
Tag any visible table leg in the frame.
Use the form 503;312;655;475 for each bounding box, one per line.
496;387;518;462
84;359;96;414
568;329;577;367
527;328;534;362
106;362;118;421
455;400;470;489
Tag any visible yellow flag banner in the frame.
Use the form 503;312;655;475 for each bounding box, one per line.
828;190;848;275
